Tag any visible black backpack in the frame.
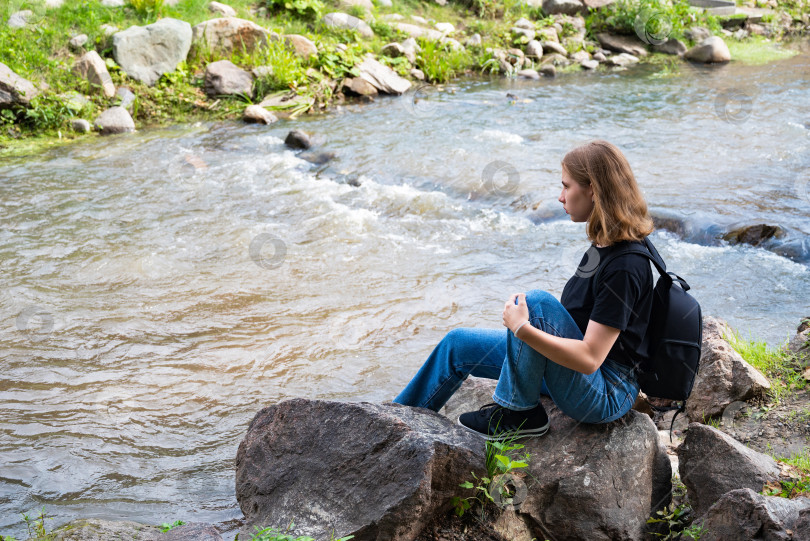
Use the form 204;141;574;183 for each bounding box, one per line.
591;236;703;437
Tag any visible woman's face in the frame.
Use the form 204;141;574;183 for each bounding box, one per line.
558;168;594;223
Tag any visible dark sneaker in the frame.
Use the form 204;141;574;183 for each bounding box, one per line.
457;402;550;440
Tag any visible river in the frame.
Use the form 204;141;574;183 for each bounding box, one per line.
1;41;809;539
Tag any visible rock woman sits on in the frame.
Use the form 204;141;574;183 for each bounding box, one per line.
392;139;656;440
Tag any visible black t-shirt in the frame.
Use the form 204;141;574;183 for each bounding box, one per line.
560;240;654;369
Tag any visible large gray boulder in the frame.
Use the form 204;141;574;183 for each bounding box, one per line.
441;376;672;541
685;35;731;63
356;54;411;95
542;0;587;15
191;17;274;56
7;10;34;29
391;22;442;40
280;34;318;58
596;32;649;56
697;488;810;541
677;423;781;517
243;104;277;124
112;18;192;86
322;12;374;38
652;37;687;56
235;399;486;541
94;106;135;135
0;62;39;107
72;51;115;98
203;60;253;98
686;316;771;422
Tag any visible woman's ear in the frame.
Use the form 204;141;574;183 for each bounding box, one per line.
585;183;594;203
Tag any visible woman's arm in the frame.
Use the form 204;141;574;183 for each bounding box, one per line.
515;319;621;375
503;293;621;375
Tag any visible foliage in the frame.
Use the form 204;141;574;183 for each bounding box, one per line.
723;326;808;404
451;429;532;521
159;520;186;532
453;0;525;19
19;507;54;541
246;520;354;541
265;0;324;20
415;38;472;83
248;40;310;96
584;0;721;42
763;476;810;498
315;43;364;80
646;475;706;540
367;19;402;42
129;0;165;18
762;448;810;498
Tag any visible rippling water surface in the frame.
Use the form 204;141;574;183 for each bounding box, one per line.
1;42;809;538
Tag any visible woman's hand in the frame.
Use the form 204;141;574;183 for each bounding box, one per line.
503;293;530;334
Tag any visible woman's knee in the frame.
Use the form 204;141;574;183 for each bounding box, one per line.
524;289;559;314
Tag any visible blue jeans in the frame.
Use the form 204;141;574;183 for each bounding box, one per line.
392;289;640;424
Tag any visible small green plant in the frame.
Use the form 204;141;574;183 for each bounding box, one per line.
252;39;310;95
646;474;707;539
451;424;532;520
20;507;54;541
160;520;186;532
763;476;810;498
701;412;721;428
346;4;366;19
416;38;473;83
129;0;164;18
247;520;354;541
265;0;324;21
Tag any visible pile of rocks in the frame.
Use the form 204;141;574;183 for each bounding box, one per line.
34;313;810;540
1;0;744;138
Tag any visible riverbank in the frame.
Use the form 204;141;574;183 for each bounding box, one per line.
2;316;808;540
1;0;809;155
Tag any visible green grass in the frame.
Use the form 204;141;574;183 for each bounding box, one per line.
415;37;474;83
725;34;800;64
723;326;808;405
584;0;723;43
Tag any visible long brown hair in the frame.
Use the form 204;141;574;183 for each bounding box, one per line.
561;140;654;247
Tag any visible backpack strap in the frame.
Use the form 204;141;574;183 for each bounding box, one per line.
647;401;686;443
590;237;692;295
587;238;672;375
